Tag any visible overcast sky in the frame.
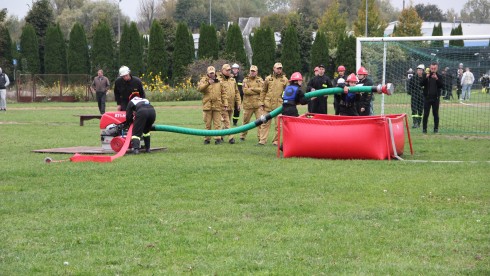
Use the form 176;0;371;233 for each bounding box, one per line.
3;0;469;22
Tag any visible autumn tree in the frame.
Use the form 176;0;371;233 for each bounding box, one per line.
461;0;490;23
392;6;423;37
318;0;347;49
353;0;387;37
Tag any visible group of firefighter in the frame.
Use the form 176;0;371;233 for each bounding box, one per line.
197;62;375;146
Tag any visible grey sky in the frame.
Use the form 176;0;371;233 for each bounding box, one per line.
3;0;469;22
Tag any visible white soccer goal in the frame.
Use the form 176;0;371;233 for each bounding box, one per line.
357;35;490;134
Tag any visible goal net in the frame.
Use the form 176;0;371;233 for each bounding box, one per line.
357;35;490;134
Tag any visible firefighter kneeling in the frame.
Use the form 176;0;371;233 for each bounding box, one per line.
125;92;156;154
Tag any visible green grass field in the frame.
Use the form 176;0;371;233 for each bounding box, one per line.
1;101;489;274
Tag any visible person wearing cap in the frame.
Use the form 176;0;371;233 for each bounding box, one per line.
422;61;443;133
114;65;145;111
407;64;425;128
306;64;333;114
91;69;110;114
355;66;374;116
333;65;347;115
125;92;156;154
259;62;289;146
231;63;244;126
218;64;241;144
239;65;264;142
198;66;229;144
0;67;10;111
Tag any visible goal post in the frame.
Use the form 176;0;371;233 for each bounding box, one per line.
356;35;490;134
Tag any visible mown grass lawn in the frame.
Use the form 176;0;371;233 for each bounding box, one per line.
0;101;489;275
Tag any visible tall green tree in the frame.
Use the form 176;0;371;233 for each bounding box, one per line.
147;20;167;79
392;6;423;37
25;0;55;73
449;23;464;47
44;24;67;74
415;4;446;21
67;23;89;75
225;24;247;66
198;24;218;60
20;24;40;74
119;22;144;76
310;31;329;73
431;22;444;47
91;21;114;77
335;33;356;75
353;0;387;37
0;18;13;75
281;24;301;75
318;0;347;49
251;27;275;78
172;22;194;83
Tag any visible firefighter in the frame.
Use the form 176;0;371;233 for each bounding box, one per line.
306;64;333;114
335;73;360;116
356;66;374;116
407;64;425;128
114;66;145;111
239;65;264;142
259;62;289;146
231;63;244;126
333;65;347;115
198;66;228;145
218;64;241;144
125;92;156;154
282;72;309;117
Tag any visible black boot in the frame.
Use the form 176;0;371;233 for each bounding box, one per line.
143;136;151;153
131;138;140;154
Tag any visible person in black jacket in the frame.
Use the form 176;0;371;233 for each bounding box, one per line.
282;72;309;117
125;92;156;154
333;65;347;115
231;63;244;126
114;66;145;111
442;67;454;100
306;64;333;114
356;66;374;116
421;62;443;133
407;64;425;128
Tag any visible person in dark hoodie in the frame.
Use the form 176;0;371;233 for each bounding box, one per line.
306;64;332;114
421;61;443;133
125;92;156;154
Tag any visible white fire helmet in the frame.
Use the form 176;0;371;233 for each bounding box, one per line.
119;66;130;77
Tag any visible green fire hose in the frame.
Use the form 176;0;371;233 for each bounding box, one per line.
152;84;392;136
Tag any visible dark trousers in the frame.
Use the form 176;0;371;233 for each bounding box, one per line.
133;107;156;137
96;92;107;114
423;98;440;131
411;96;423;125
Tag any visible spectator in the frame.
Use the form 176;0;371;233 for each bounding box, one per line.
422;62;443;133
306;64;333;114
218;64;241;144
442;67;454;100
259;62;289;146
0;67;10;111
407;64;425;128
125;92;156;154
460;67;475;102
456;63;464;100
479;73;489;94
114;66;145;111
197;66;228;145
91;69;110;114
239;65;264;142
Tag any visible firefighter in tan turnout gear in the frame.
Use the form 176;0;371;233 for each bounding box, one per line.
239;65;264;142
198;66;229;145
259;62;289;146
218;64;241;144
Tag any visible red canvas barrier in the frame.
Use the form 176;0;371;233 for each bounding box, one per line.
279;114;409;160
